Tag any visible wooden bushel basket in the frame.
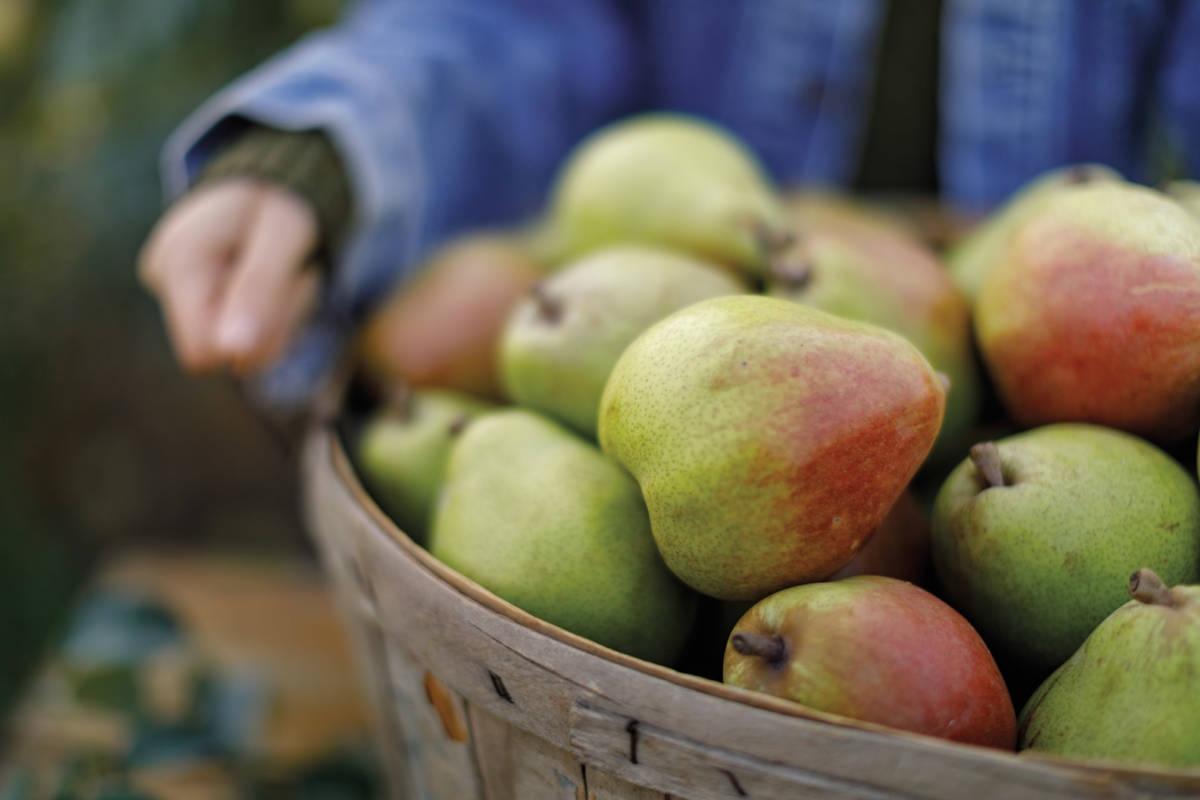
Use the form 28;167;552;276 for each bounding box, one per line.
302;424;1200;800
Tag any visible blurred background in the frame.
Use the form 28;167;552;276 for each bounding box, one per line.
1;1;379;796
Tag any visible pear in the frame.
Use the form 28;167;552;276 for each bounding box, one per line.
781;190;924;242
429;410;696;664
768;198;979;462
1166;179;1200;219
948;164;1120;302
599;295;945;600
500;246;743;437
546;114;790;275
829;492;930;585
1019;569;1200;767
359;232;544;400
724;576;1016;748
976;182;1200;440
781;190;980;252
356;389;493;541
932;424;1200;671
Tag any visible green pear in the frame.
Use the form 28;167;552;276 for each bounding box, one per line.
932;424;1200;671
948;164;1120;302
546;114;789;275
356;389;493;541
500;246;744;437
768;200;979;462
599;295;946;600
1019;569;1200;767
429;410;696;663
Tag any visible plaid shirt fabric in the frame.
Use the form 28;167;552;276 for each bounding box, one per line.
163;0;1200;407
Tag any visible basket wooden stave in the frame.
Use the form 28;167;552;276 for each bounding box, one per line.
302;426;1200;800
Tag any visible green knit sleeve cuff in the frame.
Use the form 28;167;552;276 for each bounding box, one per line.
196;125;353;265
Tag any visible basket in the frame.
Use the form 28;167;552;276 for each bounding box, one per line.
301;424;1200;800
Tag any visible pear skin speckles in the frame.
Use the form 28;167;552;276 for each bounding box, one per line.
932;424;1200;671
1019;579;1200;767
429;409;697;664
599;295;945;600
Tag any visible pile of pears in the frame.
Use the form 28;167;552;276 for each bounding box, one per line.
355;114;1200;767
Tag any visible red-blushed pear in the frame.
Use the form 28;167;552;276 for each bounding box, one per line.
975;183;1200;440
768;194;980;463
358;233;544;400
829;492;930;586
598;295;945;600
724;576;1016;749
948;164;1120;303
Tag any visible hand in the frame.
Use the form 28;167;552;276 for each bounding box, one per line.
139;179;321;375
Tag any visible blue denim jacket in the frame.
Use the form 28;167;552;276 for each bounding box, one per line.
163;0;1200;405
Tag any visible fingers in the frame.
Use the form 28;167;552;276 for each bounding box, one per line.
139;182;261;371
213;188;319;372
138;181;321;376
238;267;321;373
156;251;225;371
139;182;256;291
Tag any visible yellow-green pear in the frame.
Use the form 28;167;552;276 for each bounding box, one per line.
546;114;789;275
1019;569;1200;768
429;410;696;664
500;246;743;437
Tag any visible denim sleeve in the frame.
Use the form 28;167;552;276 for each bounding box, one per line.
1158;0;1200;177
162;0;637;407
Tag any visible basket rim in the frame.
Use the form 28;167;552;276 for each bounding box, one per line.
319;422;1200;785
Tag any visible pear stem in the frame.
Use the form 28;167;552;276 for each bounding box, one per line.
387;384;415;422
771;258;813;290
969;442;1006;489
531;282;563;324
1130;568;1177;607
744;216;800;281
749;219;795;256
731;632;787;665
447;414;469;437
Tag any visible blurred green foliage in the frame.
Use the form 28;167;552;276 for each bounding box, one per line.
0;0;342;714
